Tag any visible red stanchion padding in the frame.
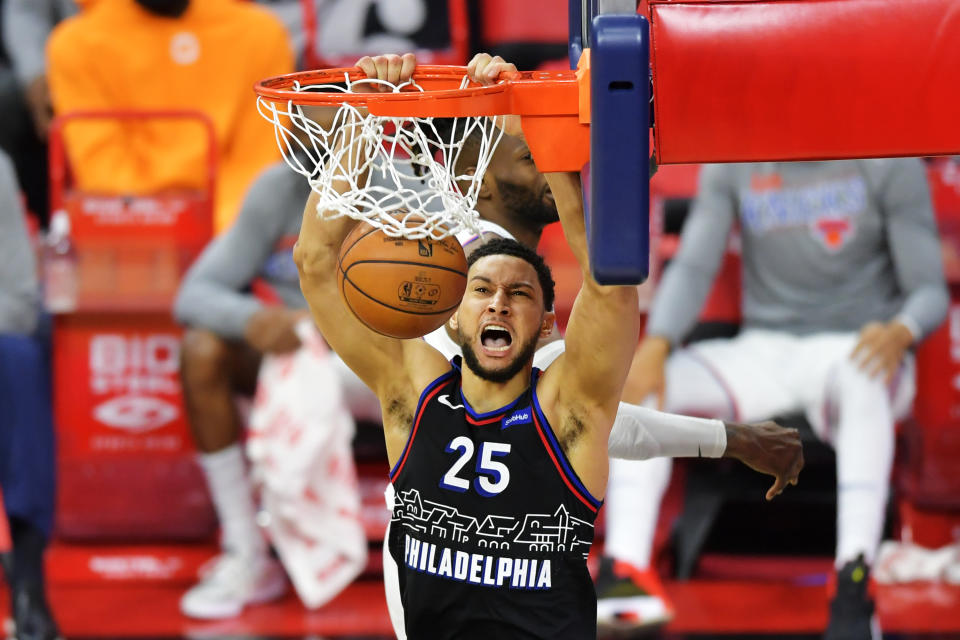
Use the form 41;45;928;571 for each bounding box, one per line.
53;315;217;540
0;492;11;553
649;0;960;164
899;292;960;509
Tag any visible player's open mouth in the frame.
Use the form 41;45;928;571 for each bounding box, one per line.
480;324;513;355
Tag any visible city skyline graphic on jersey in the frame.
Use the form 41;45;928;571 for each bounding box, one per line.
392;488;594;558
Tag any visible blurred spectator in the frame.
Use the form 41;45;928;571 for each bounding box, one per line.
3;0;78;140
603;159;948;639
0;0;78;224
46;0;294;231
0;148;59;640
260;0;457;69
173;160;381;619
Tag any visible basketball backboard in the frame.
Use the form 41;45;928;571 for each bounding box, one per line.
569;0;651;285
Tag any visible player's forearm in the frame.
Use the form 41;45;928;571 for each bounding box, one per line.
173;279;262;339
608;402;726;460
883;157;948;341
898;285;949;342
294;129;369;285
889;207;949;341
544;172;590;275
294;195;351;280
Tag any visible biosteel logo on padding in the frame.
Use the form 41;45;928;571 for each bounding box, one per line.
93;395;179;432
89;334;181;433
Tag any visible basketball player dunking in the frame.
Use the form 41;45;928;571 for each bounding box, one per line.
294;60;646;637
338;54;803;637
296;56;800;638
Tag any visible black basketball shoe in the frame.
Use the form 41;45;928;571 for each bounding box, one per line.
824;555;880;640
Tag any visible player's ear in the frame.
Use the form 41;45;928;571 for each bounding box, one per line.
540;311;555;337
448;310;460;332
456;167;490;200
468;167;493;201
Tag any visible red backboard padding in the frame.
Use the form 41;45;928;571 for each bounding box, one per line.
649;0;960;164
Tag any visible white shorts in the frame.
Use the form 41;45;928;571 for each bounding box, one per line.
682;328;915;441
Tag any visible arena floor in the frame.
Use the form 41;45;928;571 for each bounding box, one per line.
6;575;958;639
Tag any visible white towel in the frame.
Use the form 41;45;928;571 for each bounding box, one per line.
874;540;958;584
247;319;367;608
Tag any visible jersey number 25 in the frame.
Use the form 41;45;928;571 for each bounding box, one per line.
440;436;511;497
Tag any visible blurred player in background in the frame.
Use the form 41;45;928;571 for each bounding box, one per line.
260;0;453;69
45;0;293;231
172;142;426;617
2;0;78;141
0;148;59;640
173;161;308;620
607;159;948;639
0;0;78;225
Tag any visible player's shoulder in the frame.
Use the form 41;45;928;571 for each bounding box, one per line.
400;340;457;403
240;161;309;228
252;160;307;194
858;157;927;191
697;162;750;188
858;156;925;174
47;8;96;55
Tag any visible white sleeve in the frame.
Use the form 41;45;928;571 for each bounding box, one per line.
422;325;461;361
607;402;727;460
456;220;515;247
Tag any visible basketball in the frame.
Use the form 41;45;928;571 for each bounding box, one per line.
337;222;468;339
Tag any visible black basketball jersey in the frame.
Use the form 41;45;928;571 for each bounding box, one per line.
387;357;603;640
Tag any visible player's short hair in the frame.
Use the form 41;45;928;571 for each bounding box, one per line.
466;238;556;312
430;117;491;171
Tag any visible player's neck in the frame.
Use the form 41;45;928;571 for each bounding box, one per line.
510;226;544;252
459;364;533;413
476;205;543;250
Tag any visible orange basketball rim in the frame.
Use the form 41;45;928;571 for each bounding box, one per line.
254;62;593;173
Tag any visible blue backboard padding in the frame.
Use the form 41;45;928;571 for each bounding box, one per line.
589;13;650;284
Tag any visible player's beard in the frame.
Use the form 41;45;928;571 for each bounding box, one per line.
458;329;540;384
496;179;559;227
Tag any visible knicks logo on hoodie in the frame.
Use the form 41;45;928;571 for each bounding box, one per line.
739;174;867;252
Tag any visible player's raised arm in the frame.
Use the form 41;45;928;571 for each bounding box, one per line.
294;55;448;408
295;182;406;397
538;171;641;444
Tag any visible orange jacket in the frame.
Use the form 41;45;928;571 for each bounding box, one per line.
48;0;294;231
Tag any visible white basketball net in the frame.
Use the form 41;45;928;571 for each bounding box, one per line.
257;73;506;240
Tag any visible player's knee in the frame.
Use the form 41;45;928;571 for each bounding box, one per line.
833;358;887;397
180;328;232;388
830;359;896;427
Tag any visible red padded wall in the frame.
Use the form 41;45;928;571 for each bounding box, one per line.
649;0;960;164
